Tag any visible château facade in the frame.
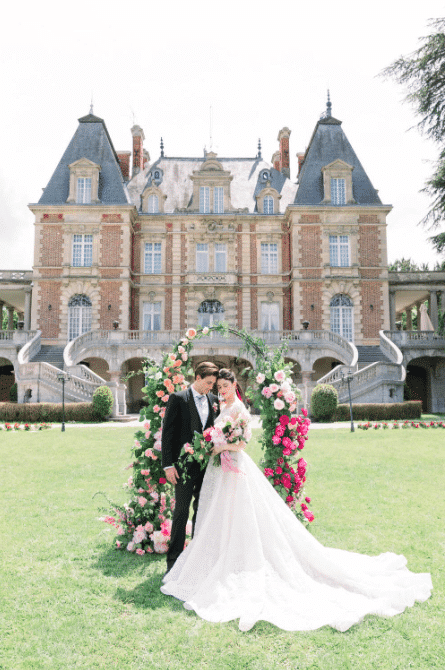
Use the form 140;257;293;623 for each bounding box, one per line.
1;98;444;413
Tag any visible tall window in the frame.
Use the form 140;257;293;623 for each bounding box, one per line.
144;243;162;274
214;187;224;213
77;178;92;204
329;235;350;267
72;234;93;267
68;294;92;340
196;243;209;272
331;178;346;205
330;294;353;341
261;243;278;274
199;187;210;213
147;194;159;213
214;243;227;272
264;195;274;214
261;302;279;331
198;300;224;327
143;302;161;331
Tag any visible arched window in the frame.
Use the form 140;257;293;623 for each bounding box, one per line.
68;294;92;340
148;194;159;213
198;300;224;327
263;195;274;214
330;294;353;341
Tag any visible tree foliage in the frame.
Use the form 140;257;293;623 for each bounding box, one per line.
382;18;445;250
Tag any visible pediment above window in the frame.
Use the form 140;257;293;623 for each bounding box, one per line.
189;152;233;212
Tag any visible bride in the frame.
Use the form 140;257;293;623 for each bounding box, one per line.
161;368;432;632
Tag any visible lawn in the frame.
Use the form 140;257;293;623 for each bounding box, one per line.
0;424;443;670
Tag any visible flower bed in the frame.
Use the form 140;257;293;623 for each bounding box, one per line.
358;420;445;430
100;324;313;556
1;423;52;431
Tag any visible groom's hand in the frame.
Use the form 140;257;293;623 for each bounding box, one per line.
165;466;179;485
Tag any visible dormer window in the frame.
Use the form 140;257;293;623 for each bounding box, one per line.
331;178;346;205
261;169;271;182
190;152;233;213
264;195;274;214
77;178;92;204
67;158;101;204
148;194;159;213
200;187;210;213
321;159;354;205
154;171;160;180
141;184;166;213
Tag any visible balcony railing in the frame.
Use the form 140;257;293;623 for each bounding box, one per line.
384;330;445;347
64;328;358;367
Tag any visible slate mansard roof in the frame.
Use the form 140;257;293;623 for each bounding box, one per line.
294;116;382;206
38;114;130;206
127;156;298;214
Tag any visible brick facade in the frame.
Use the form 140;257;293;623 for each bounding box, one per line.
359;225;381;267
99;281;122;329
40;225;63;267
360;281;383;338
37;281;62;338
100;226;123;267
300;226;322;267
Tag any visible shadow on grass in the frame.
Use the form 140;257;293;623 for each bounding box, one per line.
92;544;166;578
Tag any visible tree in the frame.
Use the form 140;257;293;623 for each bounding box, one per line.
382;18;445;253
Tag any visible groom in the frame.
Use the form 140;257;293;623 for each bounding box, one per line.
161;360;219;574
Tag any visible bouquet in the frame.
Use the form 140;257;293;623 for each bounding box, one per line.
179;414;252;481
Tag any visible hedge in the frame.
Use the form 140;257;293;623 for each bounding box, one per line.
0;402;100;423
332;401;422;422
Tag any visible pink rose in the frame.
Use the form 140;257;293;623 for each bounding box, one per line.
279;414;290;426
181;353;188;361
301;503;308;511
282;437;292;448
274;399;285;410
282;447;292;456
150;491;159;502
138;496;148;507
202;327;209;335
275;466;283;474
256;373;265;384
116;540;122;548
305;497;311;503
144;522;154;533
274;370;285;382
126;542;135;552
186;328;197;338
177;346;185;354
303;509;315;522
162;395;169;402
272;435;281;445
301;408;308;417
286;495;294;503
153;405;160;413
269;383;279;393
264;468;274;477
136;548;145;556
261;387;272;398
284;392;296;404
159;477;167;484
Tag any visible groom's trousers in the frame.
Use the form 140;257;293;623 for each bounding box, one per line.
167;465;205;570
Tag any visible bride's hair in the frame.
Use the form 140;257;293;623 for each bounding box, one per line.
217;368;244;403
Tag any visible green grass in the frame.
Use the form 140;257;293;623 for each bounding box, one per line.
0;425;443;669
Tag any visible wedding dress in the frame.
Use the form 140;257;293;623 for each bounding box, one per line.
161;399;432;632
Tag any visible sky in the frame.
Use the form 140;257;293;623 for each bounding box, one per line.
0;0;444;270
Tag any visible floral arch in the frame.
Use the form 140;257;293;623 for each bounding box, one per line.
101;323;313;555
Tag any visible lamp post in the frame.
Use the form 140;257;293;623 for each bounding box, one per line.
57;372;71;432
341;369;355;432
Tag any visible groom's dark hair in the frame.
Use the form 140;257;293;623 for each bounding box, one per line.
194;361;219;379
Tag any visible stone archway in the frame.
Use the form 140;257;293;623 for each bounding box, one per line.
0;356;15;401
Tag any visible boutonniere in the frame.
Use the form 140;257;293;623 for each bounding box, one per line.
212;402;218;413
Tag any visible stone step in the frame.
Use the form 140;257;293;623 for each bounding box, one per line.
30;345;65;369
356;345;388;363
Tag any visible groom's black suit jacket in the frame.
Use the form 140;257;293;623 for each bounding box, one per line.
161;387;219;470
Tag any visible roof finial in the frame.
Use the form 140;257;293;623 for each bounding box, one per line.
90;93;94;115
326;90;332;118
160;137;164;158
257;138;262;159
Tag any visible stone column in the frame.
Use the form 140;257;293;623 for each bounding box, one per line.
7;306;14;330
415;301;422;330
429;290;438;329
24;287;32;331
389;291;396;331
0;300;4;330
406;307;412;331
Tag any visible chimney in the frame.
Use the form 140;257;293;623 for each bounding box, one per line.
272;150;281;172
297;152;305;176
117;151;131;181
131;125;145;176
143;149;150;169
277;127;291;178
